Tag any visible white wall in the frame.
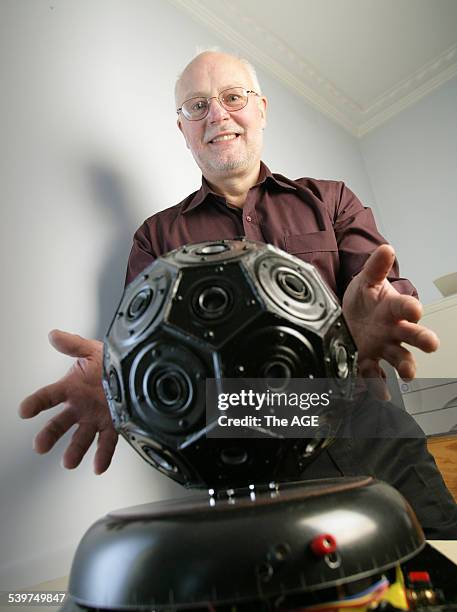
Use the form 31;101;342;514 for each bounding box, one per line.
0;0;376;589
359;75;457;304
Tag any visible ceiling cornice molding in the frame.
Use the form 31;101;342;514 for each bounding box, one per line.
168;0;457;138
357;43;457;135
358;54;457;136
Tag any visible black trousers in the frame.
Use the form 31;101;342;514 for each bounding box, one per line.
300;396;457;540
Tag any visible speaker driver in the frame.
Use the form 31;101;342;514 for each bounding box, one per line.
276;269;312;302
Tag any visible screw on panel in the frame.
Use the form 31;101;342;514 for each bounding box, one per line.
269;543;291;563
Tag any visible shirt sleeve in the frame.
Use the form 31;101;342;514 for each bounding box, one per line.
333;183;418;299
125;220;158;286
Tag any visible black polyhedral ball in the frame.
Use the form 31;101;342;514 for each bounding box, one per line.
103;239;357;489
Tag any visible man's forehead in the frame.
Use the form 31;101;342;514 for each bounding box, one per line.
177;54;252;101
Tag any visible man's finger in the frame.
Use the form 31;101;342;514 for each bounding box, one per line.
389;293;422;323
48;329;94;359
394;320;440;353
19;382;67;418
382;344;416;381
94;429;118;475
33;409;76;454
360;244;396;287
62;424;97;469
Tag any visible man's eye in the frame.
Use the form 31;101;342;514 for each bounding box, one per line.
226;94;241;103
191;100;207;112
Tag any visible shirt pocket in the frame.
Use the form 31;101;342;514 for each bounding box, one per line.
284;230;338;259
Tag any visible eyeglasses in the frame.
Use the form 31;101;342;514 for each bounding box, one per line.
177;87;260;121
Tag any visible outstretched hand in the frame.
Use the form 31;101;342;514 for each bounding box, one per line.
19;330;117;474
342;245;439;397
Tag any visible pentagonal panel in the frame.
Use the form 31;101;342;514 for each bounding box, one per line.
166;238;257;267
166;262;263;348
107;261;175;355
128;338;207;435
251;253;338;328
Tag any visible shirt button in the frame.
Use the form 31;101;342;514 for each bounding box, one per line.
245;215;252;222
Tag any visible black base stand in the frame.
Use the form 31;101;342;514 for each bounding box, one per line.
60;476;440;611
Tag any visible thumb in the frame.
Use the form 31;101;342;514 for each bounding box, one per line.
361;244;396;287
48;329;95;358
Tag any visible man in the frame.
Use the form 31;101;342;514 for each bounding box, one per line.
19;51;457;537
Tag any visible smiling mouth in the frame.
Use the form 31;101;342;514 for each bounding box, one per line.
209;134;240;144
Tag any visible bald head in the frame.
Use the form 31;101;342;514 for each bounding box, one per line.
175;51;261;108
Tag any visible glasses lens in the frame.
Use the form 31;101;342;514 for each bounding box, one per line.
182;98;208;120
220;88;247;110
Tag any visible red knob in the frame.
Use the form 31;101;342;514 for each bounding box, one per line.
310;533;337;556
408;571;431;583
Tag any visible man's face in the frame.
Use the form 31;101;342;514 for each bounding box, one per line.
176;53;267;181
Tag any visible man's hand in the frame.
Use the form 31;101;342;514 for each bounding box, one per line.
19;330;117;474
342;244;439;397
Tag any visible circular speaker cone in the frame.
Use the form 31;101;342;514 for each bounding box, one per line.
230;326;318;381
334;343;349;379
154;372;187;406
196;243;230;255
276;269;311;302
172;240;254;265
196;286;230;319
256;257;327;322
130;342;206;434
260;359;293;391
192;281;233;321
108;368;121;402
261;360;292;381
220;447;249;465
147;367;192;414
143;445;178;473
127;288;153;320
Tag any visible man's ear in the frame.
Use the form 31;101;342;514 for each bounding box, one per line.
177;118;190;150
258;96;268;129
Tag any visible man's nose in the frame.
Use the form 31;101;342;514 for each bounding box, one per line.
206;97;230;122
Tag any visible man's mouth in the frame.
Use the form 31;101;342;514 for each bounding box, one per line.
208;133;240;144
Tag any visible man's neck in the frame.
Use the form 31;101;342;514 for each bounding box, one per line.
205;162;261;209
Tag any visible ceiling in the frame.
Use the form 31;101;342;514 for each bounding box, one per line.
168;0;457;136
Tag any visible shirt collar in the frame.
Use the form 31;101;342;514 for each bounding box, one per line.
181;161;296;214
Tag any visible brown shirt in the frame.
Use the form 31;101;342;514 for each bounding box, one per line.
126;162;417;301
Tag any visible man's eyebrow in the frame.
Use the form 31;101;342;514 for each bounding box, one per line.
182;84;246;100
182;91;207;100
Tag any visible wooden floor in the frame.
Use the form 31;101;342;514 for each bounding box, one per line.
427;434;457;502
